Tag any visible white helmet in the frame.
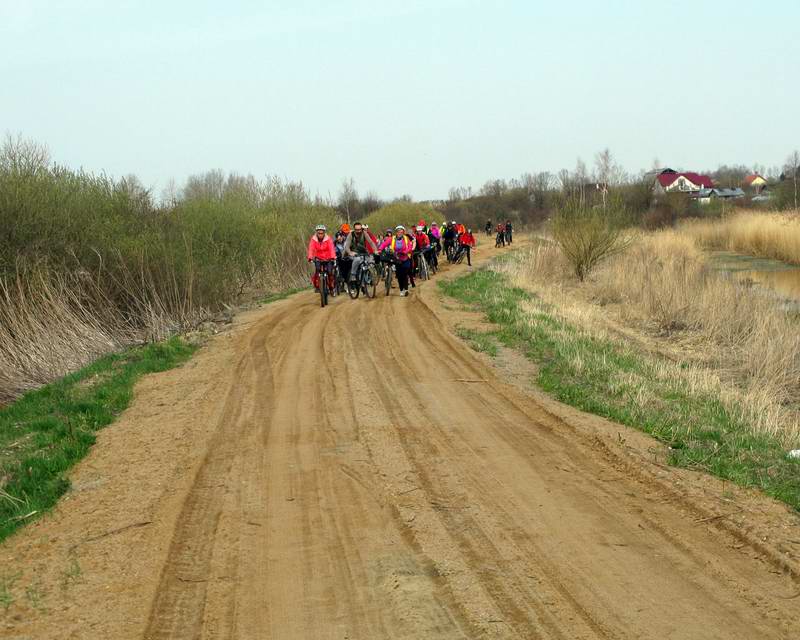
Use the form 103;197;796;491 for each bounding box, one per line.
395;225;405;232
315;224;326;232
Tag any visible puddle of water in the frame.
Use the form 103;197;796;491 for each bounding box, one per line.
708;251;800;303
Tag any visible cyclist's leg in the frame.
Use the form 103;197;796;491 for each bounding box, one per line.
396;259;411;292
324;262;335;291
466;246;472;266
338;258;351;282
350;255;363;282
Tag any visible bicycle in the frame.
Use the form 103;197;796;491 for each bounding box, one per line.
347;254;378;299
424;246;438;275
313;259;336;308
444;240;456;262
378;252;397;296
414;250;430;281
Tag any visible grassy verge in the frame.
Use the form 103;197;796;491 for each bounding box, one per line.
440;270;800;511
0;338;195;542
455;326;499;357
258;286;306;305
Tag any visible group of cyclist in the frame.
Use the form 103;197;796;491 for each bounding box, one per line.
484;219;514;247
307;219;477;299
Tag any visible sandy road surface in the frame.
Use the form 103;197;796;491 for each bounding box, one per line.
3;247;800;639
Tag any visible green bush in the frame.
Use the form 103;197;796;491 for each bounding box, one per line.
0;139;339;402
365;201;439;234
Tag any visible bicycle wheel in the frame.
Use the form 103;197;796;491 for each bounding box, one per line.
348;270;360;299
320;272;328;307
364;266;378;298
419;255;429;281
384;264;393;296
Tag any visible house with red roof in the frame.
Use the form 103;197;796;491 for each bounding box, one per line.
743;174;768;194
653;169;714;194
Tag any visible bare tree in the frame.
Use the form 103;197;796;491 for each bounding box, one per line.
557;168;573;194
518;171;553;209
480;179;508;198
160;178;179;207
117;174;152;214
0;134;50;174
448;186;473;202
183;169;226;201
338;178;358;223
786;150;800;210
594;148;629;211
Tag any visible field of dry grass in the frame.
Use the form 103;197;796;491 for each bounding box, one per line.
501;230;800;446
683;210;800;265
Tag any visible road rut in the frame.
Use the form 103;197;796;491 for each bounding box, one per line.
3;250;800;639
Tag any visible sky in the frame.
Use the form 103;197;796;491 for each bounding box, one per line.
1;0;798;200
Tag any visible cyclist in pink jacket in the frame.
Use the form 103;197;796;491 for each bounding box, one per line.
378;225;416;297
307;224;336;291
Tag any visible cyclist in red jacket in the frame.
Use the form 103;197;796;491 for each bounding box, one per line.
307;224;336;291
458;228;476;266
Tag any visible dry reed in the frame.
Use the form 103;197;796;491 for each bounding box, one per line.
501;233;800;445
683;210;800;265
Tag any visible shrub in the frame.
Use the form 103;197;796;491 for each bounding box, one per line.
551;198;633;281
0;139;339;403
365;201;439;234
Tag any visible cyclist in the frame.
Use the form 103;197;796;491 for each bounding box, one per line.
343;221;378;287
414;225;431;278
427;223;441;269
334;231;350;284
442;222;457;262
307;224;336;292
364;223;379;247
378;225;415;297
457;227;476;266
495;222;506;247
505;220;513;244
484;219;492;236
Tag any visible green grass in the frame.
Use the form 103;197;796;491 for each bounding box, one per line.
455;326;499;357
440;270;800;511
0;338;195;542
259;286;306;305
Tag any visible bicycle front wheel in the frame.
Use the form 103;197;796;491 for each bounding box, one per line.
348;274;360;299
384;265;393;296
364;266;378;298
320;274;328;307
419;256;429;281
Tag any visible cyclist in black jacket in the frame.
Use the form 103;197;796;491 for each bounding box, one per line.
442;222;457;262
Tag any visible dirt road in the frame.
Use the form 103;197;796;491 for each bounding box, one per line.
3;250;800;639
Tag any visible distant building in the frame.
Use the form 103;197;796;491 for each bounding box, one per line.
693;188;745;204
653;169;714;194
743;174;768;194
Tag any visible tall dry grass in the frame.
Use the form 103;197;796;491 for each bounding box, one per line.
0;138;339;404
0;270;131;404
503;233;800;444
683;210;800;265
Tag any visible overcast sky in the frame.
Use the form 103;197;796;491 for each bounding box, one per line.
2;0;798;200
